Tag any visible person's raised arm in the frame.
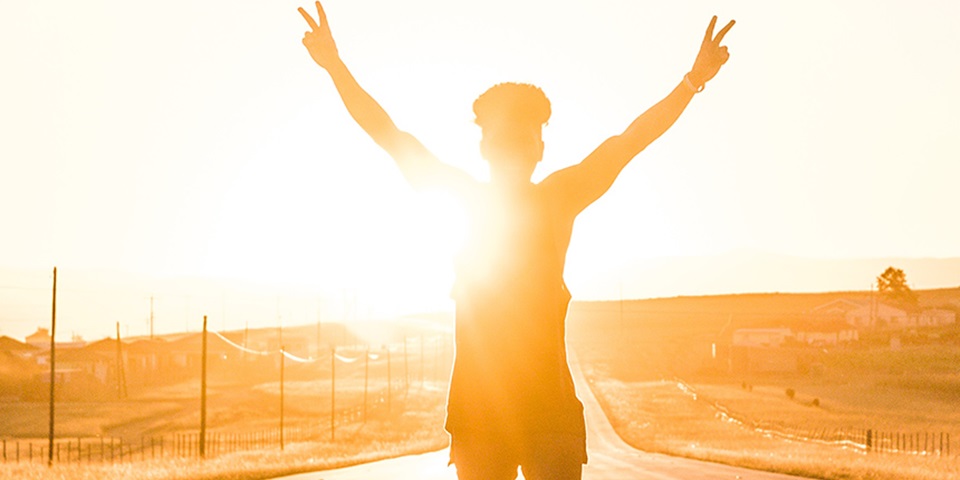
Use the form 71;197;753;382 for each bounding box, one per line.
299;1;473;191
543;16;735;213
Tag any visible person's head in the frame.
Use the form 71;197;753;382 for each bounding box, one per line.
473;83;551;185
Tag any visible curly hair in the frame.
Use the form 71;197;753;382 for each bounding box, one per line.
473;83;551;130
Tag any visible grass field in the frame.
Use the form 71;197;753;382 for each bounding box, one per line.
0;379;450;479
5;289;959;478
1;398;449;480
585;374;960;480
569;289;960;480
1;336;453;479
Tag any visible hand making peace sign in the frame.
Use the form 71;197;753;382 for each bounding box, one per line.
299;1;340;70
688;16;735;90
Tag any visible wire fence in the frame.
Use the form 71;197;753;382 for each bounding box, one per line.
675;379;955;458
1;387;412;465
2;297;454;466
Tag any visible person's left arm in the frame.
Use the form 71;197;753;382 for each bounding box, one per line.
543;16;735;213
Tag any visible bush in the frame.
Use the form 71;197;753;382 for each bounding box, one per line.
786;388;796;400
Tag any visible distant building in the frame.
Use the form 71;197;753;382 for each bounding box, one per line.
811;299;866;317
26;328;51;348
812;299;907;329
793;320;859;346
918;309;957;327
846;303;909;329
732;328;793;348
0;335;39;359
812;298;956;330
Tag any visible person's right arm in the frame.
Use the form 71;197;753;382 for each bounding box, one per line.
299;2;473;191
541;16;734;215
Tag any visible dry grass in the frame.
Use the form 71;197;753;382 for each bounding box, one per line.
585;373;960;480
569;290;960;480
1;344;453;480
2;429;447;480
0;388;449;480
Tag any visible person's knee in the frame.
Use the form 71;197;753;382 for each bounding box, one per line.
451;438;520;480
519;460;582;480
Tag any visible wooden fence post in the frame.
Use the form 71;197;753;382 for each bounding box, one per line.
200;316;208;459
331;347;336;442
386;348;392;414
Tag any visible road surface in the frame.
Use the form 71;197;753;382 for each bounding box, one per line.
275;356;813;479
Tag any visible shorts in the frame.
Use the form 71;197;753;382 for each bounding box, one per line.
449;432;587;480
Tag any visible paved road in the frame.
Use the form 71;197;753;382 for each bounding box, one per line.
276;356;813;480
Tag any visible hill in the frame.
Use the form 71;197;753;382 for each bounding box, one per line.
570;286;960;331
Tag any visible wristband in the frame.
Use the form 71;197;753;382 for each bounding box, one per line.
684;74;704;93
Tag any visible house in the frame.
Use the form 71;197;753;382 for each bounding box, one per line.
812;299;912;330
0;339;43;401
793;320;859;346
845;303;910;329
25;328;51;348
918;309;957;327
811;299;866;317
0;336;39;359
125;338;163;377
47;338;116;385
732;328;793;348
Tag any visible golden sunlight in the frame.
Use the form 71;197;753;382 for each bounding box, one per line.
202;151;467;319
4;1;960;480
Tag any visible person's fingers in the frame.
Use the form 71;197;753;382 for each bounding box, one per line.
703;15;717;44
719;46;730;64
299;7;320;31
714;20;735;44
316;1;328;27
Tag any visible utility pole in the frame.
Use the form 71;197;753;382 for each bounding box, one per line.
47;267;57;467
387;348;392;415
403;336;409;393
363;347;369;423
149;296;154;340
200;315;208;458
316;297;322;359
115;322;127;399
278;314;284;450
330;347;336;441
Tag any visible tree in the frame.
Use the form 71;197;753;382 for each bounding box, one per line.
876;266;919;312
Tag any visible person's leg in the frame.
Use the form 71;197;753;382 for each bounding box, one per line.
518;434;586;480
450;436;520;480
519;458;582;480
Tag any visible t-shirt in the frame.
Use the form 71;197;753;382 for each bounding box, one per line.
444;181;585;440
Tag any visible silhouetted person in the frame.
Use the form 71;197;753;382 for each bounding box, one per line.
298;3;734;479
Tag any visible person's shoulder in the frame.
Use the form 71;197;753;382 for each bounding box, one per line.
535;176;567;201
536;174;581;219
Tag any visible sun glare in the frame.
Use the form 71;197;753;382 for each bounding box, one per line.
201;145;468;321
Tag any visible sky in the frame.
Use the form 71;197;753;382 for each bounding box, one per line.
1;0;959;340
